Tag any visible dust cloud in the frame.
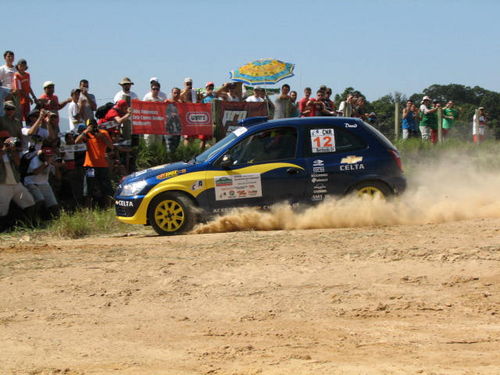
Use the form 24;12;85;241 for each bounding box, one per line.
194;150;500;233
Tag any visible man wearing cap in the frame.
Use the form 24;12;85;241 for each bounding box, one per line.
245;87;265;102
23;146;60;217
180;77;198;103
68;89;84;132
78;79;97;122
38;81;71;112
0;131;36;230
419;96;439;143
0;101;22;138
202;82;217;103
143;78;167;102
113;77;138;103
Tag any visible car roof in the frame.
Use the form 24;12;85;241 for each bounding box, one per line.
241;116;363;131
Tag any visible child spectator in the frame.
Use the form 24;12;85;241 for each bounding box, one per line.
13;59;37;122
442;101;458;139
68;88;83;131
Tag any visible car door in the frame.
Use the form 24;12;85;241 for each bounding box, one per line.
207;126;307;210
303;123;368;202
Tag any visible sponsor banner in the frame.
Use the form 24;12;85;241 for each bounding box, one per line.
220;102;268;134
131;100;167;135
214;173;262;201
131;100;213;136
176;102;213;136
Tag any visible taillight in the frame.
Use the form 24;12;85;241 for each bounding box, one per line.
388;149;403;172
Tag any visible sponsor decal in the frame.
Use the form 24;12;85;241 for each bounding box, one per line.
215;173;263;201
215;176;233;186
191;180;204;191
311;177;328;183
311;173;328;177
115;200;134;207
313;166;325;173
310;128;336;153
312;194;324;201
340;155;363;164
186;112;210;124
156;170;178;180
313;189;327;194
344;122;358;128
340;164;365;171
313;184;326;190
313;159;324;166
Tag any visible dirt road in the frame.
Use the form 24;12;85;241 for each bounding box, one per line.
1;218;499;375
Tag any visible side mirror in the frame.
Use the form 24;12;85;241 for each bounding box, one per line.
220;154;233;169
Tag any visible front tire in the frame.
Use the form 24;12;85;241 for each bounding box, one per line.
148;192;196;235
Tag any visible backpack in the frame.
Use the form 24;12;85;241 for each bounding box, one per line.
95;102;114;119
19;151;37;183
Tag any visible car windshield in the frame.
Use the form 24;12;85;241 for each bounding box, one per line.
194;127;247;163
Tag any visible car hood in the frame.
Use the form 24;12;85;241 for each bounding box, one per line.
123;161;197;184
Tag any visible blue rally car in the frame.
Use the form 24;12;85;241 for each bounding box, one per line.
115;117;406;235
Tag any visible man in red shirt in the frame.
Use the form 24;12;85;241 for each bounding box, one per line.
75;120;114;207
298;87;312;117
38;81;71;113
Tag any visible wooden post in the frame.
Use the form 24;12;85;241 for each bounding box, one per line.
437;107;443;143
394;101;400;141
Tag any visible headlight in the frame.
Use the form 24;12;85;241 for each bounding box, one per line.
120;180;148;197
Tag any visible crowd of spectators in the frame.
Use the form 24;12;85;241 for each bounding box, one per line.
0;49;492;230
402;96;488;144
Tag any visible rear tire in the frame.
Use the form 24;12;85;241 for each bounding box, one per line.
351;180;392;198
147;192;196;236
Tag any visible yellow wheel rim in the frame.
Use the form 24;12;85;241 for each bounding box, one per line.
357;186;384;197
154;199;185;232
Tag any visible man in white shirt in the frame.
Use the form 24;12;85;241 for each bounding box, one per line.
78;79;97;122
245;87;265;102
142;78;167;102
113;77;138;103
0;51;16;89
68;89;83;131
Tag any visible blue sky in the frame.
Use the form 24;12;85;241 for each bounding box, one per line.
5;0;499;105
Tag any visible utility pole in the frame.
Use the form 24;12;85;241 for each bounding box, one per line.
394;101;400;141
437;107;443;143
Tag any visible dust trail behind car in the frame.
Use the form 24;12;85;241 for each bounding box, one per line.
194;149;500;233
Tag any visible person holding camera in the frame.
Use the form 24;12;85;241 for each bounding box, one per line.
0;132;36;230
22;145;59;218
419;96;440;143
75;120;114;207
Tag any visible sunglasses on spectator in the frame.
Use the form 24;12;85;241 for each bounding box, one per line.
152;87;160;91
5;108;15;111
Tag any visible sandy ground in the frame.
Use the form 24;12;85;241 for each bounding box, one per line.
0;218;499;375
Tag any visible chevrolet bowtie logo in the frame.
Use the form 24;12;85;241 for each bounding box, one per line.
340;156;363;164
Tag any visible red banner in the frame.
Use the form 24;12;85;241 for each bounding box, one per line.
131;100;213;136
176;102;212;136
131;100;166;135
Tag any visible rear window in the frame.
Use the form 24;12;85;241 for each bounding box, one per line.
304;126;366;156
362;122;396;150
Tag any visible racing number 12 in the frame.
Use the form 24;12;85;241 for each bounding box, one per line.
313;136;333;148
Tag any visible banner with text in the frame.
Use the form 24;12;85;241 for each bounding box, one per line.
219;102;268;134
131;101;213;136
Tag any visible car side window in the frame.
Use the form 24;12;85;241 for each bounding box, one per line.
305;126;365;156
225;127;297;166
